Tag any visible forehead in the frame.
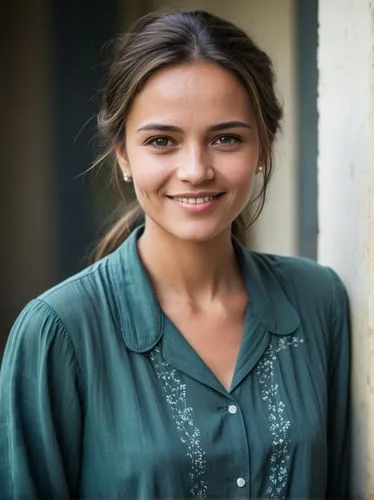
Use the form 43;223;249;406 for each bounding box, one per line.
127;61;253;126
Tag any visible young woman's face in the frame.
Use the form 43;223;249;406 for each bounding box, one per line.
117;61;261;243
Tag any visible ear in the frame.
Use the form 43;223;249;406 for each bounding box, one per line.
114;144;131;178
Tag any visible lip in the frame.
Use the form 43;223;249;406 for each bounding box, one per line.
167;192;224;213
167;191;225;198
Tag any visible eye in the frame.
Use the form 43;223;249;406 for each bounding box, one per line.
213;134;242;146
145;136;175;148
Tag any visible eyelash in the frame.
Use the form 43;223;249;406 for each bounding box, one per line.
145;136;176;148
212;134;242;145
145;134;243;148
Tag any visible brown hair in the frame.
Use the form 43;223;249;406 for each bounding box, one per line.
92;10;283;261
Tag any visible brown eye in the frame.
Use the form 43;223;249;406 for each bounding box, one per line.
147;136;174;147
214;135;241;145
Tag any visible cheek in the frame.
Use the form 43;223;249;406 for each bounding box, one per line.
217;154;257;189
128;153;171;195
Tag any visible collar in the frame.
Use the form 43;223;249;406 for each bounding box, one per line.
235;244;300;336
108;226;300;353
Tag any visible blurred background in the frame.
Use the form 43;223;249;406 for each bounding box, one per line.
0;0;317;352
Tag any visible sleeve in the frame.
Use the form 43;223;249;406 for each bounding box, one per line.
326;270;351;499
0;299;84;499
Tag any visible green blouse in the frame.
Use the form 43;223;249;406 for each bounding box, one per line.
0;227;350;499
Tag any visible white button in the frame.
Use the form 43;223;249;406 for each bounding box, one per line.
228;404;238;414
236;477;246;488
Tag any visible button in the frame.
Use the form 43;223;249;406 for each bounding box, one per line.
236;477;246;488
228;404;238;414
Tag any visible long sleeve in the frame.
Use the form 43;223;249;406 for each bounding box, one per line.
0;299;84;499
326;270;351;499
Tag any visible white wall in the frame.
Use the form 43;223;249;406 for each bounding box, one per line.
318;0;374;496
145;0;298;255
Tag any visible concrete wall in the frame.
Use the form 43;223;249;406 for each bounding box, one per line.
145;0;298;255
318;1;374;496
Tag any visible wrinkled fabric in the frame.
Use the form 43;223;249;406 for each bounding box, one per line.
0;227;350;499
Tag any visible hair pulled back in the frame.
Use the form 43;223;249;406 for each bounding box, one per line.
93;10;282;261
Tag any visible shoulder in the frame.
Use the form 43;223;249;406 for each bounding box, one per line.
7;298;67;346
242;251;350;357
38;254;114;315
1;299;82;389
248;251;349;322
6;251;122;354
34;247;129;338
252;251;344;294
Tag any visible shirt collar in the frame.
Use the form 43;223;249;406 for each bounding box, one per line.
109;226;300;353
235;244;300;335
109;226;164;352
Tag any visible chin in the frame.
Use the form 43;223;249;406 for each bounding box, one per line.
144;211;235;244
164;221;231;244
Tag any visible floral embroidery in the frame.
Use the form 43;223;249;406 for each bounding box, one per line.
149;345;207;497
255;336;304;499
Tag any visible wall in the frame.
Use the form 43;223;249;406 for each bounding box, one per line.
318;1;374;496
1;0;122;349
145;0;298;255
1;0;56;347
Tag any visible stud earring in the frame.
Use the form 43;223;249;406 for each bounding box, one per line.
123;172;132;183
257;165;264;174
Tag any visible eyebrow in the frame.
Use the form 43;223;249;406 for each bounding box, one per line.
136;121;253;133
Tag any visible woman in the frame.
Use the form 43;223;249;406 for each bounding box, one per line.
0;10;350;499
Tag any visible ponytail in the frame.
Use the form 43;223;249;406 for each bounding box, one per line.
91;201;144;262
232;215;247;246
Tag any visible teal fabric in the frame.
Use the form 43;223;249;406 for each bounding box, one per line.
0;227;350;499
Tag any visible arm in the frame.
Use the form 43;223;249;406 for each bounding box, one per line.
0;300;84;499
326;270;351;499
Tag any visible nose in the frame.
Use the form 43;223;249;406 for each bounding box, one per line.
176;144;214;184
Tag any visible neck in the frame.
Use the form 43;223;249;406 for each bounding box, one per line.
137;221;244;306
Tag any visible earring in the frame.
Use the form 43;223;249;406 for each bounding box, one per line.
123;172;132;183
257;165;264;174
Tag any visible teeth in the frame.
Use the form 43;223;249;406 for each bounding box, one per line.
175;195;215;205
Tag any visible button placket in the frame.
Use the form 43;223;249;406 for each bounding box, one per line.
220;397;250;497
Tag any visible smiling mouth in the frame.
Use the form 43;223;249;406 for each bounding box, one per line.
168;193;225;205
